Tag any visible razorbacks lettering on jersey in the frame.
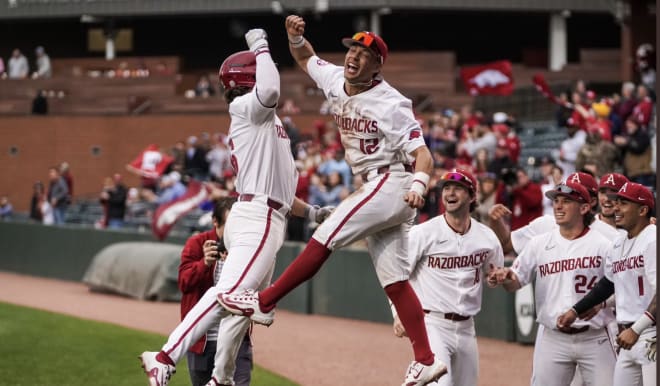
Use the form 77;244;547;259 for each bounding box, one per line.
605;224;657;324
512;227;615;329
406;215;504;316
306;56;426;175
228;91;297;208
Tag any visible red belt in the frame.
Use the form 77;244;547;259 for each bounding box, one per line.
361;164;413;183
238;194;283;211
558;326;589;335
423;310;470;322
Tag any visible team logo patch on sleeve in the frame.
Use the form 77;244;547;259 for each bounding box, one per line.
409;130;421;140
316;59;329;66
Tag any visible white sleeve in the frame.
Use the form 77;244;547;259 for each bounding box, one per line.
644;240;656;291
510;241;537;286
511;215;551;254
306;56;343;96
389;101;428;155
405;224;427;277
248;52;279;123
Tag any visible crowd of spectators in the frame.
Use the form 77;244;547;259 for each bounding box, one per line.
14;75;656;245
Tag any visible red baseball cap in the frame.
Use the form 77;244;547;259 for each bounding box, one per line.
545;181;591;204
438;168;477;196
566;172;598;197
342;31;388;64
598;173;629;192
607;182;655;210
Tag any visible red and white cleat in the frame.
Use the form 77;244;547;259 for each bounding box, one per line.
218;289;275;326
401;358;447;386
139;351;175;386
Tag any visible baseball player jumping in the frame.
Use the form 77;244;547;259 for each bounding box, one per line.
139;29;332;386
557;182;657;386
393;168;504;386
220;15;446;386
490;181;617;386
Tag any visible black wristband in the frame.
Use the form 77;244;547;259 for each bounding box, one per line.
573;277;615;315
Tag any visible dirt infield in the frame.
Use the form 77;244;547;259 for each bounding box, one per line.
0;271;533;386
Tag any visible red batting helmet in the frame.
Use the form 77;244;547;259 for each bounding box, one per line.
219;50;256;91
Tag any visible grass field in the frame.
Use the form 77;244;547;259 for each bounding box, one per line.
0;302;298;386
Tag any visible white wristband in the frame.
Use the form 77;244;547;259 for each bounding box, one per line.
409;172;430;196
631;312;655;335
288;35;305;48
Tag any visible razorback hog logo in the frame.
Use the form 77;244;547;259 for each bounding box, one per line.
469;70;510;88
409;129;421;140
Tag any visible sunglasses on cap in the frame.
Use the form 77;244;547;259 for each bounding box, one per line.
552;183;587;202
351;32;375;47
441;171;475;189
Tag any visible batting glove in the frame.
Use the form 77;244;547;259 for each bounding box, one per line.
646;336;656;362
245;28;269;53
306;205;335;224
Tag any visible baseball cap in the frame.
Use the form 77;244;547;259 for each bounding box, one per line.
566;172;598;197
607;182;655;210
598;173;628;192
342;31;388;64
438;168;477;195
545;181;590;204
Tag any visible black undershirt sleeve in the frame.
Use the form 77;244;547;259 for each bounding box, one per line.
573;276;615;315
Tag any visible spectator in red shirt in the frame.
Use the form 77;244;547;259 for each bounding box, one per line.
507;168;543;231
178;197;253;386
631;85;653;129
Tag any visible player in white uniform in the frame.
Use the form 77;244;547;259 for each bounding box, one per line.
490;181;617;386
219;15;447;386
557;182;657;386
139;29;332;386
495;172;627;386
392;168;504;386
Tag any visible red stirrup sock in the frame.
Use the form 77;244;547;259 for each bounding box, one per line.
385;280;434;365
156;351;175;366
259;238;331;311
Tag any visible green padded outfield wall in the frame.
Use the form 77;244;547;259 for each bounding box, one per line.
0;221;518;342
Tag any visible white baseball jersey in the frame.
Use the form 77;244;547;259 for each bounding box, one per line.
406;215;504;316
157;51;294;386
306;56;426;175
228;91;297;208
512;227;615;330
511;214;624;254
605;224;657;323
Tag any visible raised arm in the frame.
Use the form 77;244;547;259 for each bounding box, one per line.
285;15;316;73
245;29;280;108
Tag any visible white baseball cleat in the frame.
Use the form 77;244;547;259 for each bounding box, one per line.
204;376;233;385
218;289;275;326
401;357;448;386
139;351;176;386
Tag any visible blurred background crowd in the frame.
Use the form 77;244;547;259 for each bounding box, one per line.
0;0;655;248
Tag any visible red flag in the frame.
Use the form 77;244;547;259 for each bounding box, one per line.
460;60;514;96
152;181;210;241
129;144;174;179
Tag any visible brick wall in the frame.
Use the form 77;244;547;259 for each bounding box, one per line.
0;114;324;211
